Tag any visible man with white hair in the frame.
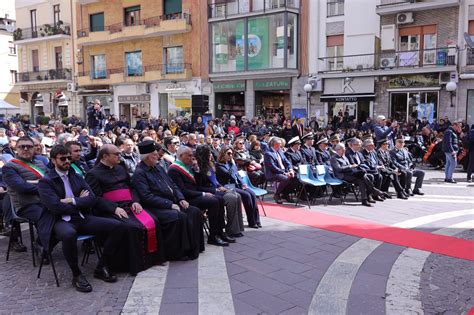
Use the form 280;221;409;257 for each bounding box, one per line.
374;115;398;147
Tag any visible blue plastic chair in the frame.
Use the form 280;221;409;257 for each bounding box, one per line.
238;170;268;216
317;165;345;203
297;165;327;208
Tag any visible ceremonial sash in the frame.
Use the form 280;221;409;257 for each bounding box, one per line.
71;163;84;178
11;159;45;179
102;188;157;253
169;160;196;183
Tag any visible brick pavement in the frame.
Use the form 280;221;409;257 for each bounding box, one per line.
0;168;472;314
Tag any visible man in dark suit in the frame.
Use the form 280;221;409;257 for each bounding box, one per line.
377;138;408;199
300;133;318;167
284;136;303;173
315;137;331;166
132;142;203;259
330;143;377;207
292;118;304;138
38;145;125;292
361;139;386;198
167;146;230;247
390;138;425;196
264;137;299;204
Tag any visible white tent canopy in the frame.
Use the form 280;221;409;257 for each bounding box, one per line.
0;99;19;110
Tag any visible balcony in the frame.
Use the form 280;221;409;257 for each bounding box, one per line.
13;22;71;44
376;0;459;15
208;0;299;19
15;69;72;84
318;47;456;77
76;13;191;46
77;63;192;86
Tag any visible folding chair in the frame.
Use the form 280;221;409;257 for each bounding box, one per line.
38;235;102;287
238;170;268;216
5;198;36;267
296;165;327;209
317;165;345;203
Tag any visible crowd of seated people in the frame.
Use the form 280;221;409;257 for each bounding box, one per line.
0;102;471;293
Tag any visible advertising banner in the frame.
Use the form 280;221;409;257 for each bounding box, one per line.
417;103;435;123
248;17;269;70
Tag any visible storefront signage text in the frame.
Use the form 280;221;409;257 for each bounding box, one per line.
214;81;246;92
254;78;291;90
335;96;358;102
388;74;439;89
165;83;186;91
118;95;150;103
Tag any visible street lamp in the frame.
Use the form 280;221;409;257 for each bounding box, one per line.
446;81;457;107
304;83;313;124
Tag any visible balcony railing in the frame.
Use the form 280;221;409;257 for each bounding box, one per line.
327;0;344;17
208;0;299;19
77;13;191;38
377;0;415;7
318;47;456;73
79;63;191;79
13;22;71;41
15;69;72;83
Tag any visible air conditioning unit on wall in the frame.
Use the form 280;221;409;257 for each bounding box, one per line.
380;57;396;69
439;72;458;84
397;12;414;25
67;82;76;92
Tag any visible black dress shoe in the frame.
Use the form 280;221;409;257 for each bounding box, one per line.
207;236;229;247
230;233;244;238
405;189;414;196
12;241;27;252
383;193;392;199
248;224;259;229
283;195;295;203
397;192;408;200
412;189;424;195
445;179;457;184
273;194;283;204
362;200;373;207
72;274;93;293
373;195;385;202
221;234;236;243
367;196;376;203
94;266;117;283
257;223;262;228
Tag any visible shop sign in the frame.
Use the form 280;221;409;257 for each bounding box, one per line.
118;94;150;103
324;77;374;95
165;83;186;92
254;78;291;90
214;81;245;92
388;74;439;89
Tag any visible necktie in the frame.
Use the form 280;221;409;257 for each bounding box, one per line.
276;152;285;170
61;174;84;221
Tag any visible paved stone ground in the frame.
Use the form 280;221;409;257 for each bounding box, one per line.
0;167;472;314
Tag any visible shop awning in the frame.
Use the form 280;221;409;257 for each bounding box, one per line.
320;94;375;102
175;98;191;108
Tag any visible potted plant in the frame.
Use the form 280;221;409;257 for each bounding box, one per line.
39;27;45;37
13;28;22;40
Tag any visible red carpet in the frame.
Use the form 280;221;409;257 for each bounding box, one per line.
260;203;474;261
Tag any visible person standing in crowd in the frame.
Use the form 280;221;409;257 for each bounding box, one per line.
390;138;425;196
38;145;126;292
264;137;299;204
86;144;165;275
86;100;105;136
374;115;398;147
442;121;462;183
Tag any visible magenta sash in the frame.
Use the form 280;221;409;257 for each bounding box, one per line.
103;189;157;253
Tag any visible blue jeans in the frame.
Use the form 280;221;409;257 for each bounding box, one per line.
444;152;457;180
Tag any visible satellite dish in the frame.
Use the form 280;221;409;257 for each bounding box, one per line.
464;32;474;49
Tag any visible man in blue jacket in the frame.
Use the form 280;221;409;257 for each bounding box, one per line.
442;121;462;183
38;145;126;293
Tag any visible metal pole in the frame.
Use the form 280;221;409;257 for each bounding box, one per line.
306;92;310;127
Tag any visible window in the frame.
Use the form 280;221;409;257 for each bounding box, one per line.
30;10;37;37
390;91;438;123
327;0;344;17
125;51;143;76
399;25;436;66
92;54;106;79
164;46;183;73
53;4;60;25
32;49;39;72
124;6;140;26
468;21;474;65
55;47;63;69
326;35;344;71
8;41;16;55
10;70;17;84
90;13;104;32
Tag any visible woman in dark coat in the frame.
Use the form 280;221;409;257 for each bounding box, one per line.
216;145;262;229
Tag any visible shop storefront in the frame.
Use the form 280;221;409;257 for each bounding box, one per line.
153;80;202;118
254;78;292;119
321;77;375;123
118;94;151;127
386;74;440;123
214;81;245;119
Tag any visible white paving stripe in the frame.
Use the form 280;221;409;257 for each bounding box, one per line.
308;209;474;315
405;198;474;204
198;245;235;315
422;184;474;189
122;264;169;314
385;220;474;315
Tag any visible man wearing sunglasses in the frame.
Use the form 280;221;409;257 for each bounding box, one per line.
2;136;56;257
38;145;126;292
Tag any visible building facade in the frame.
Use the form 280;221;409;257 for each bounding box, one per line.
14;0;75;121
0;0;19;113
207;0;309;121
310;0;461;127
75;0;207;125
